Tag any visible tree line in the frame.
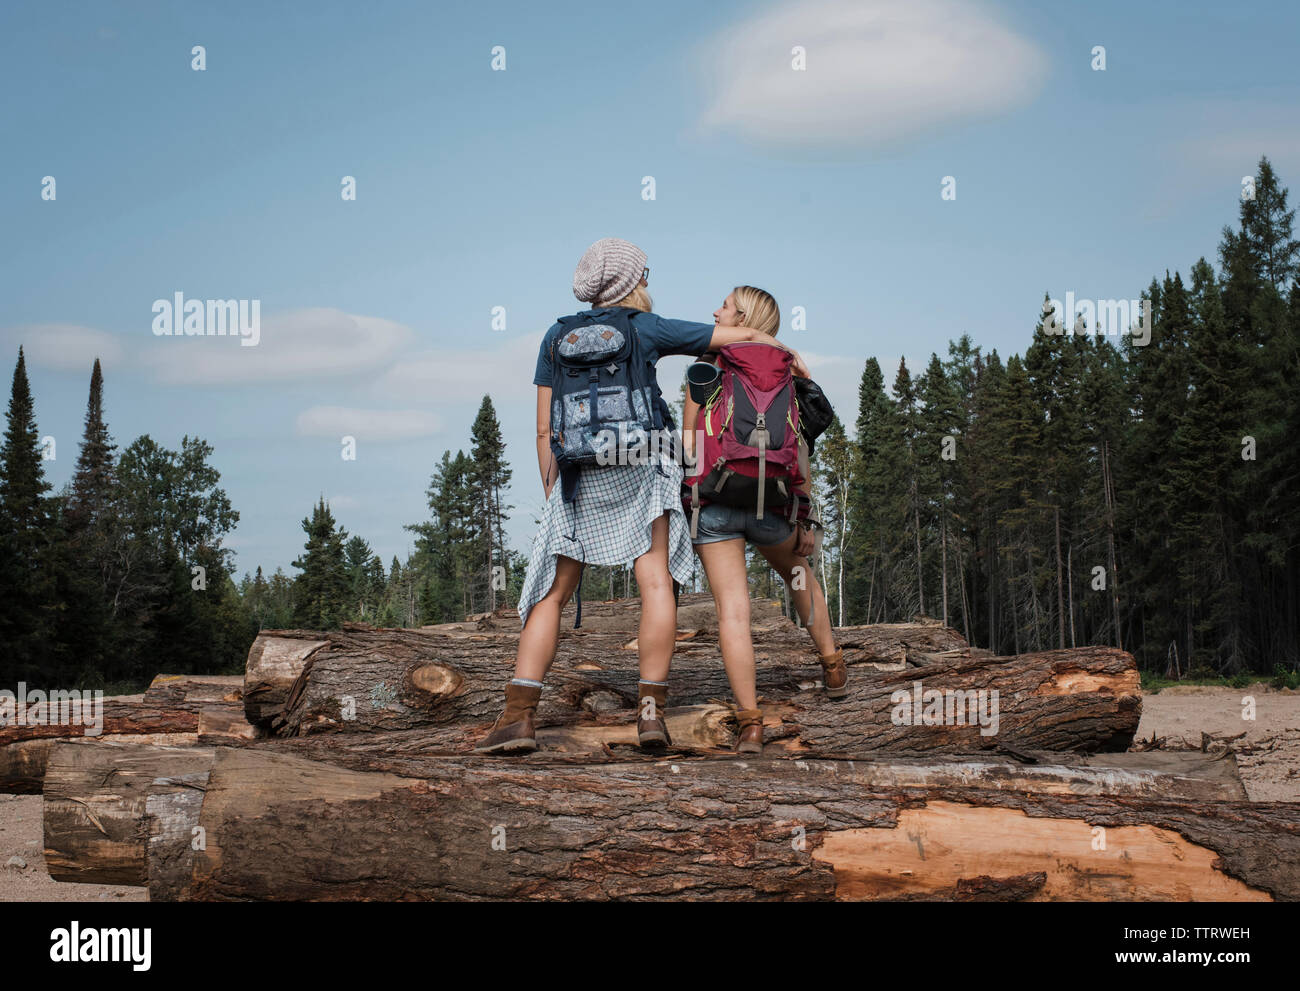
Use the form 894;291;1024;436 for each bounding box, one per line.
0;355;248;688
0;361;518;688
809;155;1298;677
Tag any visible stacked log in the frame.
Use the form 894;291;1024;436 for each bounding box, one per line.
37;594;1296;902
1;674;253;794
43;740;1299;901
248;622;1138;757
243;597;970;733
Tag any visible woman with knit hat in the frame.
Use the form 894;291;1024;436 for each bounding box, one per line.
475;238;808;754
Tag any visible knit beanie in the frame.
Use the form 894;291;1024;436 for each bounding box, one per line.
572;238;648;307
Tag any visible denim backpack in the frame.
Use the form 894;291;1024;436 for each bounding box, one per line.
548;308;665;483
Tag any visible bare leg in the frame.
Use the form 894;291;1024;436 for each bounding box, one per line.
757;531;838;657
695;537;758;710
512;555;584;682
633;513;677;683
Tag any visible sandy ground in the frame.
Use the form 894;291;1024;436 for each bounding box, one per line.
1;684;1296;901
1135;683;1300;802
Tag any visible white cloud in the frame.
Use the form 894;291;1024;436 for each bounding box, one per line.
2;323;126;372
372;331;543;403
295;405;443;441
698;0;1047;150
137;307;414;386
1133;99;1300;223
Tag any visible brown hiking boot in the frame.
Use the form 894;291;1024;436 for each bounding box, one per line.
636;681;671;748
819;648;848;699
474;682;541;754
734;708;764;754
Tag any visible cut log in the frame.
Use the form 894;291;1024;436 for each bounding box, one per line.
776;646;1141;755
142;674;244;710
244;598;968;732
105;746;1299;901
260;622;1138;755
0;696;197;749
43;741;1261;894
243;632;330;727
1;676;252;794
2;694;201;795
43;740;216;886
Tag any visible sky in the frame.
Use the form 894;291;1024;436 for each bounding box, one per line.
2;0;1298;578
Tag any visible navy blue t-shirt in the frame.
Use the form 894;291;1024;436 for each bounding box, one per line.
532;308;714;386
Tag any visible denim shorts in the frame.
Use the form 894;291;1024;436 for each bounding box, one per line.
691;502;793;546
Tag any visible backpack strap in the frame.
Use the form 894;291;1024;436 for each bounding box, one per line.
689;480;701;539
788;434;810;522
748;412;769;520
586;366;600;426
574;563;585;629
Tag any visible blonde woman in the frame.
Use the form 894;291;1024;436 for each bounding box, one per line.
476;244;808;754
681;286;846;754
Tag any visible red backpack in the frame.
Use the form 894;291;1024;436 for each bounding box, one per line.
684;341;806;537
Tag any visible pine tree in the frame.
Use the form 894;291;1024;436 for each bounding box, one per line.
470;396;513;611
844;358;909;623
66;359;117;530
0;348;57;681
58;359;120;679
291;498;351;629
1236;156;1300;291
1162;259;1243;670
246;565;270;628
893;358;927;618
343;535;379;620
918;353;963;628
406;450;477;622
1024;300;1090;650
988;354;1044;653
815;417;854;625
962;349;1007;649
942;336;983;645
1077;334;1129;650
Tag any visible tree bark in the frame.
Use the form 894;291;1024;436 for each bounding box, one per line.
1;674;251;793
43;740;217;886
245;605;969;732
257;617;1137;756
44;743;1297;902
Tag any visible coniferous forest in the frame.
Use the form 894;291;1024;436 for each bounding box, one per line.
1;157;1296;688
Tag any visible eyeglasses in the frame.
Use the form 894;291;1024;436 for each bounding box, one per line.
642;267;650;285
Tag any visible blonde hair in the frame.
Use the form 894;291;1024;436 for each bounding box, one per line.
733;285;779;337
607;286;653;313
